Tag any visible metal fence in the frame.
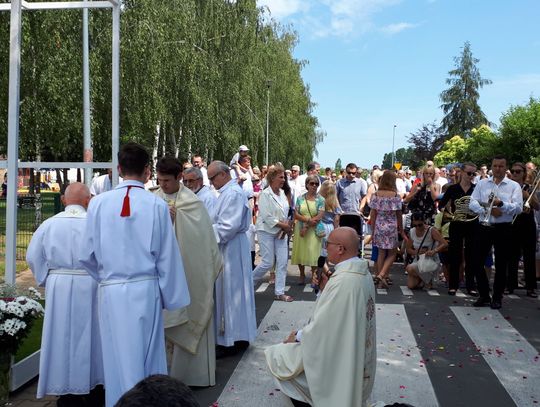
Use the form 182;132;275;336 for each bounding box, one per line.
0;192;62;262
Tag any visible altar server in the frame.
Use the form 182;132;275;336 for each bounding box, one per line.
26;182;104;405
79;143;190;407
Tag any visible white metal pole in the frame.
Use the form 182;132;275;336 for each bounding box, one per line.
82;0;92;186
391;124;396;168
111;3;120;186
5;0;22;285
265;82;270;166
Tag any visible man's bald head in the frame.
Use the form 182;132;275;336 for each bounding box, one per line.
62;182;91;209
326;227;359;264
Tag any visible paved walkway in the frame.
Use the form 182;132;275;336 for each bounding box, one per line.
5;379;56;406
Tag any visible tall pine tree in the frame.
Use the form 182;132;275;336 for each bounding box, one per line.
439;41;492;137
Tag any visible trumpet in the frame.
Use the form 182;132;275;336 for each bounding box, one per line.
479;185;497;226
523;170;540;213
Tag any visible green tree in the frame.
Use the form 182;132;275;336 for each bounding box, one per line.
461;125;500;166
498;98;540;164
334;158;342;173
439;41;492;137
382;147;419;169
407;122;445;164
434;135;467;166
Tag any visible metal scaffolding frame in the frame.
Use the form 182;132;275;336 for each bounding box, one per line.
1;0;120;291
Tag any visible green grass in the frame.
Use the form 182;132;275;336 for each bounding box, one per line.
14;313;44;362
0;192;61;280
0;261;28;277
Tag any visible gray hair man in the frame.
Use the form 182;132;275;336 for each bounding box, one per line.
183;167;217;219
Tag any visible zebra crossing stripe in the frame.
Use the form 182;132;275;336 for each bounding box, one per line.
427;289;440;296
451;306;540;407
256;283;269;293
455;291;467;298
303;284;313;293
284;286;291;292
372;304;439;407
217;301;440;406
377;288;388;295
217;301;315;406
506;294;519;299
400;286;414;296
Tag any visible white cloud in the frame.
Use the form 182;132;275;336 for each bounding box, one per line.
259;0;407;39
380;22;418;35
257;0;308;19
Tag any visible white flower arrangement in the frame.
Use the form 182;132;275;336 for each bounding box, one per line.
0;284;44;355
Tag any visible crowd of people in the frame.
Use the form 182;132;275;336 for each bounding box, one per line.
25;142;539;407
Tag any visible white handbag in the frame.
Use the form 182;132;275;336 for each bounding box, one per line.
417;253;440;283
415;226;440;284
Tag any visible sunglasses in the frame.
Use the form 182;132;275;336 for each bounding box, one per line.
412;222;424;227
510;169;523;174
347;171;357;175
465;171;476;176
308;182;319;186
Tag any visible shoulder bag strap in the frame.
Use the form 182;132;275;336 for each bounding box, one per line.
416;226;432;260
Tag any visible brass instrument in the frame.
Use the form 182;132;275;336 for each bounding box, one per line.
512;171;540;224
523;171;540;213
445;196;479;223
479;185;497;226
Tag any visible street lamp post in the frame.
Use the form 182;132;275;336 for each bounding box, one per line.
391;124;397;168
265;80;272;166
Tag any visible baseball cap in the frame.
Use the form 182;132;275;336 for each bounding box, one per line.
239;145;249;152
291;165;300;171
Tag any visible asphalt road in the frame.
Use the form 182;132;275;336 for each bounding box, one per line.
193;261;540;407
9;260;539;407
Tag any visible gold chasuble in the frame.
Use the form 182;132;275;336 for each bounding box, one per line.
153;185;222;385
265;257;376;407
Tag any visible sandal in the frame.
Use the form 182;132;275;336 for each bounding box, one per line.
275;294;294;302
376;276;388;289
467;289;479;297
448;289;456;296
385;277;393;286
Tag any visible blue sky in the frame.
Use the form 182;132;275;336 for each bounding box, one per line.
257;0;540;169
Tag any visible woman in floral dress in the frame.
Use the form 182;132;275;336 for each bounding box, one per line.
370;170;404;289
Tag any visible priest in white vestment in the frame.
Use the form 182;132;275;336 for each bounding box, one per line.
79;143;190;407
153;157;223;386
207;161;257;352
265;227;377;407
26;183;104;404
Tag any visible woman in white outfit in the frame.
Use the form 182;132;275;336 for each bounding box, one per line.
253;165;294;301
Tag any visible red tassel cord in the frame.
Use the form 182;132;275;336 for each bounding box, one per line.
120;186;133;217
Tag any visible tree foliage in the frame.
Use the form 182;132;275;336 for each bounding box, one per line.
382;147;420;170
439;41;492;138
433;136;467;167
406;122;445;165
334;158;342;173
498;98;540;165
0;0;322;169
